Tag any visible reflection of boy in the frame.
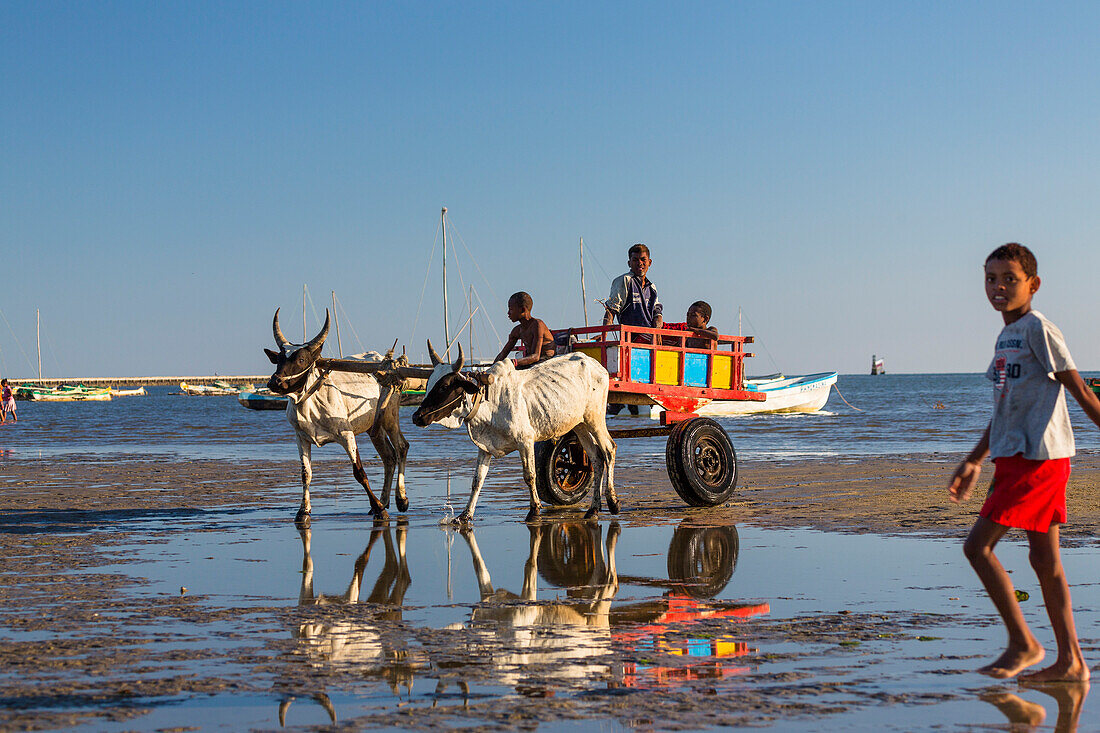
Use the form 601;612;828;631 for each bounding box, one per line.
663;301;719;349
603;243;663;333
494;291;555;369
949;243;1100;683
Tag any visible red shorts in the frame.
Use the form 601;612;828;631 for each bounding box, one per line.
979;454;1070;533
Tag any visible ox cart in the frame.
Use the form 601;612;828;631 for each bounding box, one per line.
315;323;762;511
535;324;762;509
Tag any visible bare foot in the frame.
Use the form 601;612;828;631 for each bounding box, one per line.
979;644;1046;679
1019;659;1091;683
979;691;1046;727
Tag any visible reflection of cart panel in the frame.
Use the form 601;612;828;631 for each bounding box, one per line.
537;325;765;508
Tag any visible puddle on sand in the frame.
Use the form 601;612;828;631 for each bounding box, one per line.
24;501;1095;732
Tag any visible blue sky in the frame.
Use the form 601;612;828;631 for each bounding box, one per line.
2;2;1098;378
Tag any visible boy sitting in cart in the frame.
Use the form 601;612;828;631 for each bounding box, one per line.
494;291;556;369
662;301;719;349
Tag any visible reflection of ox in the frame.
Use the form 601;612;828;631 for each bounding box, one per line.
440;522;620;693
411;341;617;523
278;523;417;725
265;309;409;523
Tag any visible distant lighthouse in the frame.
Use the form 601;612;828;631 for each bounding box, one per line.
871;354;885;375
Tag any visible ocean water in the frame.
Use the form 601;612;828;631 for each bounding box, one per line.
1;373;1098;462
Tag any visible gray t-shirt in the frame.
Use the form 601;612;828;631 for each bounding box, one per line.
986;310;1077;460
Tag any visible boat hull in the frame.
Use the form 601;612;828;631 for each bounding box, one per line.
237;392;289;410
648;372;837;418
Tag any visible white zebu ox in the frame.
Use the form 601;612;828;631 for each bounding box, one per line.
411;341;617;523
265;308;409;523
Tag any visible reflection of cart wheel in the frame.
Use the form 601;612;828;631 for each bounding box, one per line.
535;431;595;506
668;418;738;506
667;524;739;598
537;522;605;590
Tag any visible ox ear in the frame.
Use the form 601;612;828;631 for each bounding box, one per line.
459;374;481;394
427;339;442;366
264;348;281;364
452;342;464;373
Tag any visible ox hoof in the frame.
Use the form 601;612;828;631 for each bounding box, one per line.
294;511;312;528
524;507;541;524
608;496;621;515
452;511;473;526
397;496;409;513
584;507;599;521
370;507;389;521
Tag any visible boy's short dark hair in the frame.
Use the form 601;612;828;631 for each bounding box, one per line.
689;301;712;323
986;243;1038;278
628;243;650;258
509;291;533;311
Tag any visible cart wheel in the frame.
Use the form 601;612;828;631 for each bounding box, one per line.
535;431;595;506
667;418;738;506
667;524;739;598
536;521;605;588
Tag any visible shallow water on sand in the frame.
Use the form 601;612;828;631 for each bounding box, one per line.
65;508;1100;731
3;373;1099;462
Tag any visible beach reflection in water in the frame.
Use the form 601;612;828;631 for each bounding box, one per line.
275;519;767;724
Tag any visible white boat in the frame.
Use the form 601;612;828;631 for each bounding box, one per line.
649;371;838;418
179;381;241;396
110;386;147;397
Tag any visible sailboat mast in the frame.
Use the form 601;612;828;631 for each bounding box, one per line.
302;284;307;342
468;285;475;362
441;207;451;357
579;238;589;327
36;309;41;382
332;291;343;357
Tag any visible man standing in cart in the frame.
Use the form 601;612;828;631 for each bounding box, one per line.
603;243;663;334
603;243;663;415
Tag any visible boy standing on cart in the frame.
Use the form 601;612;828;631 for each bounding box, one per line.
949;242;1100;681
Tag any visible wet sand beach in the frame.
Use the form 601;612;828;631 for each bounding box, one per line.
2;448;1099;730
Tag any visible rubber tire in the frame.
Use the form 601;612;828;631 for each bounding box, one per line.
667;524;739;598
668;417;738;507
536;522;605;589
535;431;595;506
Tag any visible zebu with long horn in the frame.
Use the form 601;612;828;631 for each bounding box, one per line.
411;340;617;523
265;308;409;524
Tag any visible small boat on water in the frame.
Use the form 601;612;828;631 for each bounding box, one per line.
648;371;838;418
238;390;289;410
180;381;243;396
15;384;113;402
110;386;147;397
1088;377;1100;397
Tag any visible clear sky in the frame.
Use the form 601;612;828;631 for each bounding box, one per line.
2;2;1098;378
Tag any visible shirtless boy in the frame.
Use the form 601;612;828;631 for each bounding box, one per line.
949;243;1100;682
494;292;556;368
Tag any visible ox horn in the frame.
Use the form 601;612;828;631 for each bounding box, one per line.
452;341;464;373
272;308;292;350
427;339;443;366
305;310;330;350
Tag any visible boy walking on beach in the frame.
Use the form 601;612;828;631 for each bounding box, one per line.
949;243;1100;681
1;379;15;424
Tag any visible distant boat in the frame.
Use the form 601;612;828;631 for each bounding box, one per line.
180;381;245;396
871;354;885;375
648;372;838;418
1088;377;1100;397
110;386;147;397
237;390;289;410
16;384;113;402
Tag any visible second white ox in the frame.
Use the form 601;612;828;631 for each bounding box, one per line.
411;341;618;523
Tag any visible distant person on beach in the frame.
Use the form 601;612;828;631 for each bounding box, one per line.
663;301;719;349
948;242;1100;682
494;291;555;369
1;379;16;424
